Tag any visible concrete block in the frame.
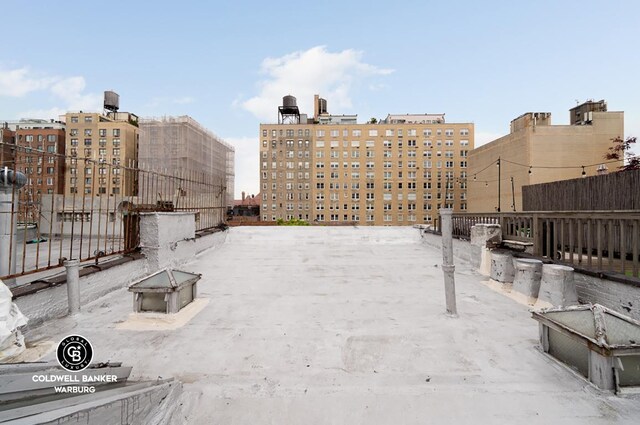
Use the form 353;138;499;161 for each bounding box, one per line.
490;250;515;283
535;264;579;308
470;224;501;273
512;258;543;299
140;212;196;270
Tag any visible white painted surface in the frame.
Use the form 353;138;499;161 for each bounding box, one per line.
0;279;27;360
536;264;579;308
24;227;640;424
512;258;543;300
15;229;227;327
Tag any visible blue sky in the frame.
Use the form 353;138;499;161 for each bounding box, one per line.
1;0;638;197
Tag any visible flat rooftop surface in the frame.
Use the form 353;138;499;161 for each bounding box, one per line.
27;227;640;424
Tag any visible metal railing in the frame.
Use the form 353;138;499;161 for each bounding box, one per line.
437;211;640;279
1;142;227;282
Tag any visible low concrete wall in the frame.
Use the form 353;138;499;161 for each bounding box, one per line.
421;230;640;321
194;230;227;255
15;214;228;327
16;260;148;328
420;231;472;264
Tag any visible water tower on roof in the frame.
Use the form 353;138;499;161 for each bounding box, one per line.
104;91;120;114
278;95;300;124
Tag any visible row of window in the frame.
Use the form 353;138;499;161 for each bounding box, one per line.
314;139;470;148
264;192;465;202
23;177;55;186
70;138;121;147
69;129;121;137
69;187;121;194
69;148;120;157
261;213;458;223
20;167;57;175
263;161;468;172
261;172;469;182
261;210;483;222
262;128;471;138
68;167;122;175
21;135;58;142
22;156;56;164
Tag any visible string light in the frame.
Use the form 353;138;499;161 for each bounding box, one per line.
581;166;586;178
528;166;532;175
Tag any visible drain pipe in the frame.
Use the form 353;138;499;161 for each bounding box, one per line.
439;208;458;316
0;168;27;280
64;259;81;314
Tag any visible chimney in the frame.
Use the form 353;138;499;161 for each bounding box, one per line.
314;94;319;120
242;191;245;201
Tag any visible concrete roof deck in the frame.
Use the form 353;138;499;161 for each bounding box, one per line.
24;227;640;424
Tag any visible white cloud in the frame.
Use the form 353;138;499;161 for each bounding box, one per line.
241;46;393;121
224;136;259;199
50;77;102;111
0;65;102;120
0;67;56;97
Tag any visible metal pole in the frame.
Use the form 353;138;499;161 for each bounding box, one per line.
439;208;457;316
497;157;501;212
1;168;26;280
511;176;515;212
64;258;81;314
0;188;18;278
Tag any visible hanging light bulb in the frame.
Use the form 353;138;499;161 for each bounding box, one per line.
485;182;488;187
581;166;586;178
528;166;532;175
473;175;477;181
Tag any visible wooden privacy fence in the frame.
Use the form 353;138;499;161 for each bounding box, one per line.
523;170;640;211
438;211;640;279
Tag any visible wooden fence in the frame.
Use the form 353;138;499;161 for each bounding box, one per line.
438;211;640;279
523;170;640;211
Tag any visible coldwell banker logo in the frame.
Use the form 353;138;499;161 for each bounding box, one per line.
57;335;93;372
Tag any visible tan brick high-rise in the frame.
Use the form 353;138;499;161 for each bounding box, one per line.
63;112;139;196
260;95;474;225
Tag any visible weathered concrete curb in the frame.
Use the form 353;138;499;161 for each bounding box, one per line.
15;215;227;328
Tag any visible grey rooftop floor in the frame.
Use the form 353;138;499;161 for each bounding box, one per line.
27;227;640;424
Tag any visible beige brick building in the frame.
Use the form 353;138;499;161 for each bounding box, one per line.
63;111;139;196
467;100;624;212
260;96;474;225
